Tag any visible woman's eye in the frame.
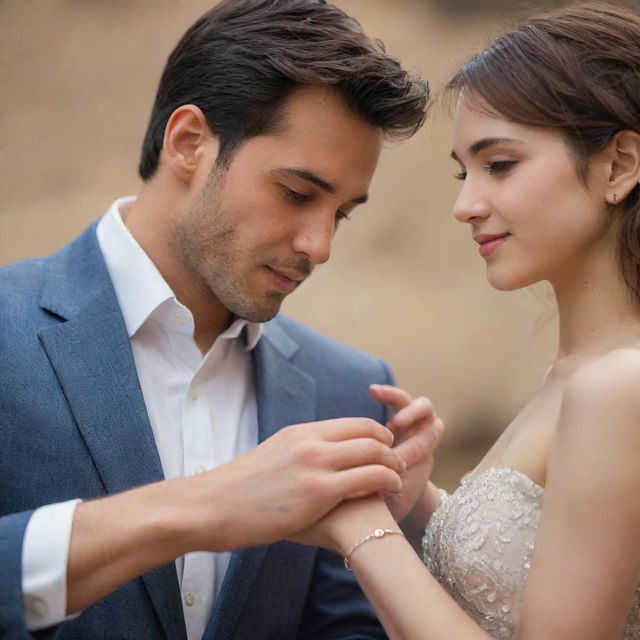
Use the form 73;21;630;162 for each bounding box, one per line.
454;170;467;181
487;160;516;175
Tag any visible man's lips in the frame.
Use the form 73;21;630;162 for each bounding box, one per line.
264;265;307;292
474;233;511;258
268;266;306;282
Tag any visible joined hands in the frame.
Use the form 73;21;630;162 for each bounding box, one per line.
289;385;444;554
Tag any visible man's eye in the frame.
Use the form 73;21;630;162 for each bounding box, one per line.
284;188;311;203
335;210;351;225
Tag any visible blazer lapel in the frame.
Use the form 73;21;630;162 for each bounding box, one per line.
203;319;316;640
37;226;186;640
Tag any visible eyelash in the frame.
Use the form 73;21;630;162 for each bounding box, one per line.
454;160;517;181
283;187;351;224
487;160;517;175
284;188;311;204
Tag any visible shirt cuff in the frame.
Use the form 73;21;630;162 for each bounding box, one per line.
22;499;82;631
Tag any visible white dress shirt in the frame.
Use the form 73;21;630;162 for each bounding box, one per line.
22;197;262;640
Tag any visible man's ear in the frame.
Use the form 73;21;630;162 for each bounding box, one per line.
604;130;640;204
162;105;218;183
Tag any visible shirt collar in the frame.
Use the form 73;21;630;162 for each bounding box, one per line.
96;196;263;351
220;317;262;351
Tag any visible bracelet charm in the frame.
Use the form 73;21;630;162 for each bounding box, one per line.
343;527;404;571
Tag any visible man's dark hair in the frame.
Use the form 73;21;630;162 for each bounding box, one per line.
138;0;428;179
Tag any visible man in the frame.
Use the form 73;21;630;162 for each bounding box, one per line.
0;1;429;638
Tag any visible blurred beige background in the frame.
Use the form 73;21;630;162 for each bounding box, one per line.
3;0;591;489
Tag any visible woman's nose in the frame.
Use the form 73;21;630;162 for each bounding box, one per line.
452;182;491;224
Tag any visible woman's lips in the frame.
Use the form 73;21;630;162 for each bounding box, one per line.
476;233;510;259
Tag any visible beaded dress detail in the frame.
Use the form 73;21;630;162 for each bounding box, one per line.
422;467;640;639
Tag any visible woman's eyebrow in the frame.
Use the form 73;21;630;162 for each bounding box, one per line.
451;137;523;161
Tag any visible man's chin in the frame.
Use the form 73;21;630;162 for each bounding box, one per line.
228;294;286;324
241;309;281;323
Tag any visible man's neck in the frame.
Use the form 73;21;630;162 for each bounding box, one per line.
123;191;232;354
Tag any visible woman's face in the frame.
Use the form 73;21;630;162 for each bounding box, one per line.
451;94;614;292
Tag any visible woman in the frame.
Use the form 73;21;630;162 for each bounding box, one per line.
292;3;640;638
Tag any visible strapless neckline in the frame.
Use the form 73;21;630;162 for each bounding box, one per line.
423;466;640;639
462;466;544;491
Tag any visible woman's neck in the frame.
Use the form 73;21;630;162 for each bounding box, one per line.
552;250;640;361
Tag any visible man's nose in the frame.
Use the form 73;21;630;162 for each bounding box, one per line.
291;212;335;265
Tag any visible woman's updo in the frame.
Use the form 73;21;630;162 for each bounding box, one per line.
448;1;640;302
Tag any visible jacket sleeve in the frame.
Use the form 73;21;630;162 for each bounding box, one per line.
0;510;35;640
297;547;387;639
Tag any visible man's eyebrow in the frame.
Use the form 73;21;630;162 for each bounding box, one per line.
451;137;523;161
273;167;369;204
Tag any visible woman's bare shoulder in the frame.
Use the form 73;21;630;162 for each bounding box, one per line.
565;347;640;406
558;347;640;447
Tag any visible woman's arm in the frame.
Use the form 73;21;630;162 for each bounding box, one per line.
324;498;493;640
294;350;640;640
517;350;640;639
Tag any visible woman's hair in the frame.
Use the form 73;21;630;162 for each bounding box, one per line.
448;1;640;303
139;0;428;179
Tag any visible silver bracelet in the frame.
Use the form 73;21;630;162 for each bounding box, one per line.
343;528;404;571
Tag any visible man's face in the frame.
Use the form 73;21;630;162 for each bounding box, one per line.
171;86;383;322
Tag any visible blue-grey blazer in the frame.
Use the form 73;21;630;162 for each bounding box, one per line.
0;225;392;640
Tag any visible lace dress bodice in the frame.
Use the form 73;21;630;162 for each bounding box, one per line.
422;467;640;639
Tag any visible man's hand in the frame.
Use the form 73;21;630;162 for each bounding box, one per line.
67;416;405;613
369;385;444;525
185;417;406;551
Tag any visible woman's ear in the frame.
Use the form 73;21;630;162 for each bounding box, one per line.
161;104;219;184
604;130;640;204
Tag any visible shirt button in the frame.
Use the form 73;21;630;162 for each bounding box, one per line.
25;595;49;618
194;465;206;474
189;390;198;402
184;592;196;607
172;313;185;326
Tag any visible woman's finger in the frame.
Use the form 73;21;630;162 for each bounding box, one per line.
393;418;445;468
369;384;412;412
389;396;434;431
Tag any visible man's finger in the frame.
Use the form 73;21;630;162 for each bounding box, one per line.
333;465;404;499
304;417;393;446
328;438;404;475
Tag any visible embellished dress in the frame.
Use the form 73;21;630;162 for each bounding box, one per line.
422;467;640;639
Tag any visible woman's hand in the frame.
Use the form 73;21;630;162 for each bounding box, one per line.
370;385;444;532
289;385;444;552
290;495;394;556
